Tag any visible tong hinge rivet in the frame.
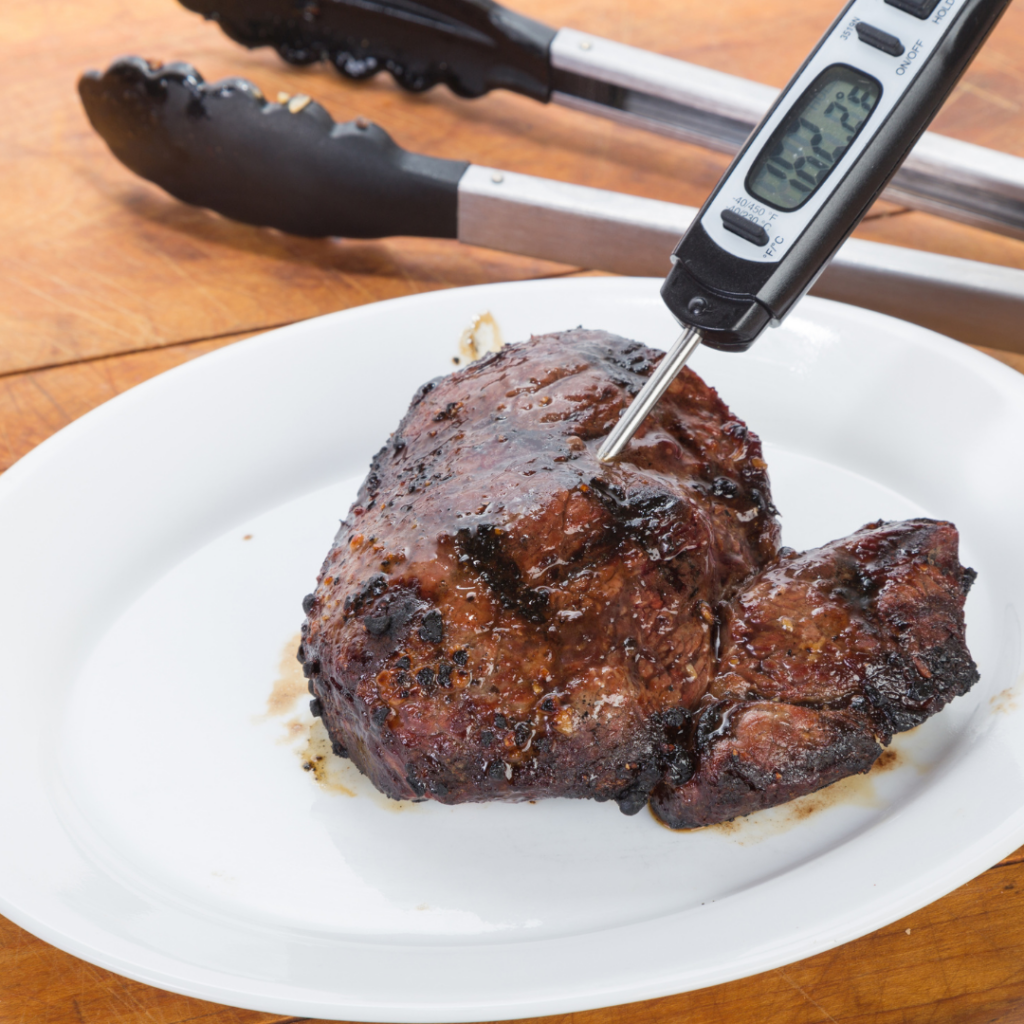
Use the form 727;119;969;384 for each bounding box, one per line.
491;172;504;184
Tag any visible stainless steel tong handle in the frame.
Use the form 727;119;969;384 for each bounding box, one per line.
459;166;1024;355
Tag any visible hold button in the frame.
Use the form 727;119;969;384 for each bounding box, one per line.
885;0;941;19
855;22;905;56
721;209;769;247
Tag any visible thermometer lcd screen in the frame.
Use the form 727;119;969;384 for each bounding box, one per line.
746;64;881;211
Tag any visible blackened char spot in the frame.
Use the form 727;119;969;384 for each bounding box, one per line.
660;706;692;731
694;701;735;751
711;477;738;499
419;609;444;644
364;613;391;636
830;555;880;613
603;342;655;385
962;566;978;594
665;748;695;786
589;479;694;563
433;402;459;422
750;488;779;517
354;594;424;687
410;378;440;407
656;706;696;785
455;524;549;624
302;593;315;614
345;573;388;615
406;764;426;797
616;787;649;815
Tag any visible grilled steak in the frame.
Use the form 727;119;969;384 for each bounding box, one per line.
650;519;978;828
299;329;977;826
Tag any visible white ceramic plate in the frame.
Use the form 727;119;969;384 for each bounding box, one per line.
1;278;1023;1022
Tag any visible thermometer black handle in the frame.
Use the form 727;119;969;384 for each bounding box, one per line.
661;0;1014;352
178;0;556;101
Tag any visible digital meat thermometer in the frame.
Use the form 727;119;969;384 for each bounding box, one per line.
598;0;1014;461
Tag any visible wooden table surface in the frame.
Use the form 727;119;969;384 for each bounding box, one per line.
3;1;1024;1022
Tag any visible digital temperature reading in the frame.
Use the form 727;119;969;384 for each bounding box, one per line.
747;64;882;211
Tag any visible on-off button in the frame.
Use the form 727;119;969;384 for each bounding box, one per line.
855;21;906;56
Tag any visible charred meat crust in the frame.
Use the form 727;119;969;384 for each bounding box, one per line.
650;519;978;829
651;702;883;827
300;330;978;826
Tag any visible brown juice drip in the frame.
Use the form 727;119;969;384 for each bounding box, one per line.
455;311;503;365
264;632;307;717
301;720;356;797
264;634;418;808
989;671;1024;715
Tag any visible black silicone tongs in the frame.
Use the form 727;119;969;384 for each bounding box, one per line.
78;57;1024;355
175;0;1024;240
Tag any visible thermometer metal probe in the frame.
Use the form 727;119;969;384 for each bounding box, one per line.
597;0;1014;462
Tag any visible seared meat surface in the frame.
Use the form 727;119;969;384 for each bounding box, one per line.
300;329;977;825
651;520;978;828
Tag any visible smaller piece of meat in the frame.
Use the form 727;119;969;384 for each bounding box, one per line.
651;519;978;829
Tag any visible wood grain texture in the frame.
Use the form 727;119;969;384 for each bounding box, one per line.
0;906;289;1024
977;347;1024;376
3;0;1024;1021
